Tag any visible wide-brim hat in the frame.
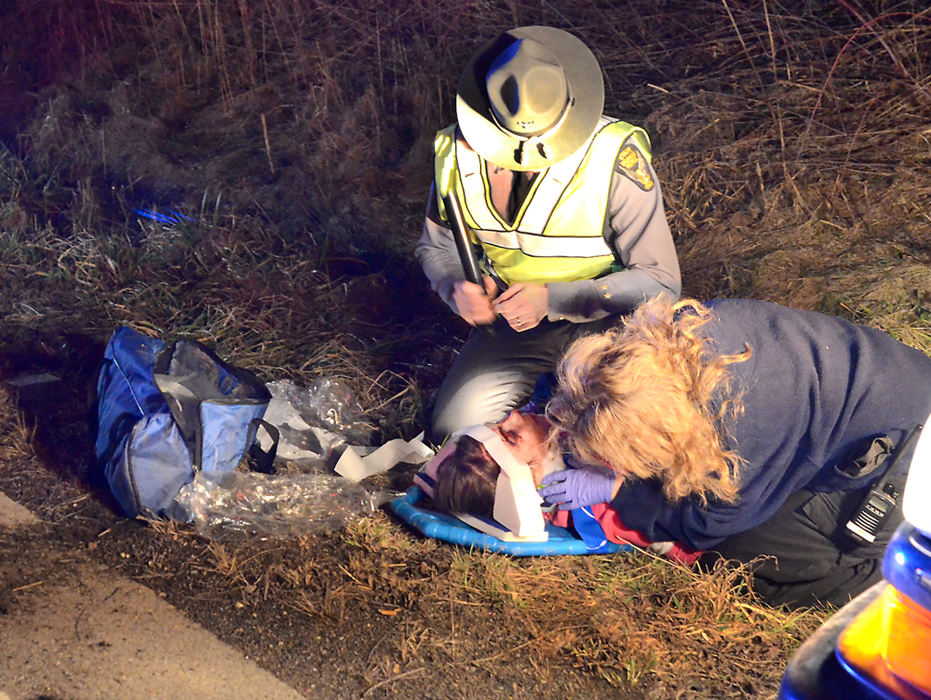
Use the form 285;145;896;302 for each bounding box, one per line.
456;26;604;172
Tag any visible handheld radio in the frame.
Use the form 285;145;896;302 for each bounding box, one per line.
845;425;923;544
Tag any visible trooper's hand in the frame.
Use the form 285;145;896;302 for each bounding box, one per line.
538;468;622;511
452;276;498;326
494;283;548;332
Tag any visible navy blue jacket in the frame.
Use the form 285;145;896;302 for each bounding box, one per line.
609;299;931;551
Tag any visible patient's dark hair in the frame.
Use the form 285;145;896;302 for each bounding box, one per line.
432;435;500;518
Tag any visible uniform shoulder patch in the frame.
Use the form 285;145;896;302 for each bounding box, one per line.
615;144;654;191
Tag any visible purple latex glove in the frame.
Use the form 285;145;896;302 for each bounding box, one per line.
538;468;617;511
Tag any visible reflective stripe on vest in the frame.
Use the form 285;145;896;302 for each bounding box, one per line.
434;117;651;285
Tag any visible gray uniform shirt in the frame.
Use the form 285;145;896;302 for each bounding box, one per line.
415;132;682;323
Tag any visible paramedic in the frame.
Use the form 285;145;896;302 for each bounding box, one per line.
416;25;680;442
538;296;931;608
427;380;699;563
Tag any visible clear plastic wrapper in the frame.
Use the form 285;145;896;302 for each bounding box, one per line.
170;377;416;539
266;378;373;448
259;379;377;471
175;470;399;539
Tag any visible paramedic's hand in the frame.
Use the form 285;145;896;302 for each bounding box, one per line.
538;468;622;511
452;276;498;326
494;283;548;332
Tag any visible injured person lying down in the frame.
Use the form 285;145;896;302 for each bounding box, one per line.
417;398;700;564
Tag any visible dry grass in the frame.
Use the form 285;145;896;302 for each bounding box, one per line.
1;0;930;697
148;510;825;697
0;387;36;466
439;551;823;695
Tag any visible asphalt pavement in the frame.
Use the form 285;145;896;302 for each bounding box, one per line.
0;491;304;700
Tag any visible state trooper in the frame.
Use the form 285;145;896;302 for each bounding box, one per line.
416;25;681;441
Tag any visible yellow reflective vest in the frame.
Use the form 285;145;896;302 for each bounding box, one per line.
433;116;651;285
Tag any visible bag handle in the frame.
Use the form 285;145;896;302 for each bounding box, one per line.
247;418;279;474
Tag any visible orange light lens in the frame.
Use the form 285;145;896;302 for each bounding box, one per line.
881;585;931;694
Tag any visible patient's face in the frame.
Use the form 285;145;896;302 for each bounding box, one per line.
489;410;553;485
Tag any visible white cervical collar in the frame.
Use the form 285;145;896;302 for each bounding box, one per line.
454;424;545;538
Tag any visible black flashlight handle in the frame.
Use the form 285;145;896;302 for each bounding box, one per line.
443;193;483;287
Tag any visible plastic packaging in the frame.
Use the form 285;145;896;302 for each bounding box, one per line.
267;378;373;447
174;470;398;539
169;377;411;539
257;379;376;471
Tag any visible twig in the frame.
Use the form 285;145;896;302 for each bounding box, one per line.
764;0;778;82
835;1;913;80
11;581;44;592
365;384;412;414
721;0;764;89
362;638;540;697
261;113;274;174
459;638;538;667
361;665;428;697
808;11;931;132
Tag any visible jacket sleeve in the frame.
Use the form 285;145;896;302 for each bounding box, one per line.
585;502;701;564
612;451;817;553
546;149;681;322
609;479;744;551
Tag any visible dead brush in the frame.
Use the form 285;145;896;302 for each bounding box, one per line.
342;510;438;556
0;387;36;464
823;262;931;353
430;550;826;696
649;4;931;311
202;538;301;605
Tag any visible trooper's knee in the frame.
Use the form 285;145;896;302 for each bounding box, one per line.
429;387;513;444
429;403;496;445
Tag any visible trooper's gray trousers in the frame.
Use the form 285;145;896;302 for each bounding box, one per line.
428;316;617;443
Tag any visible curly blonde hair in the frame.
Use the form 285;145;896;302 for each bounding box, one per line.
545;296;750;505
